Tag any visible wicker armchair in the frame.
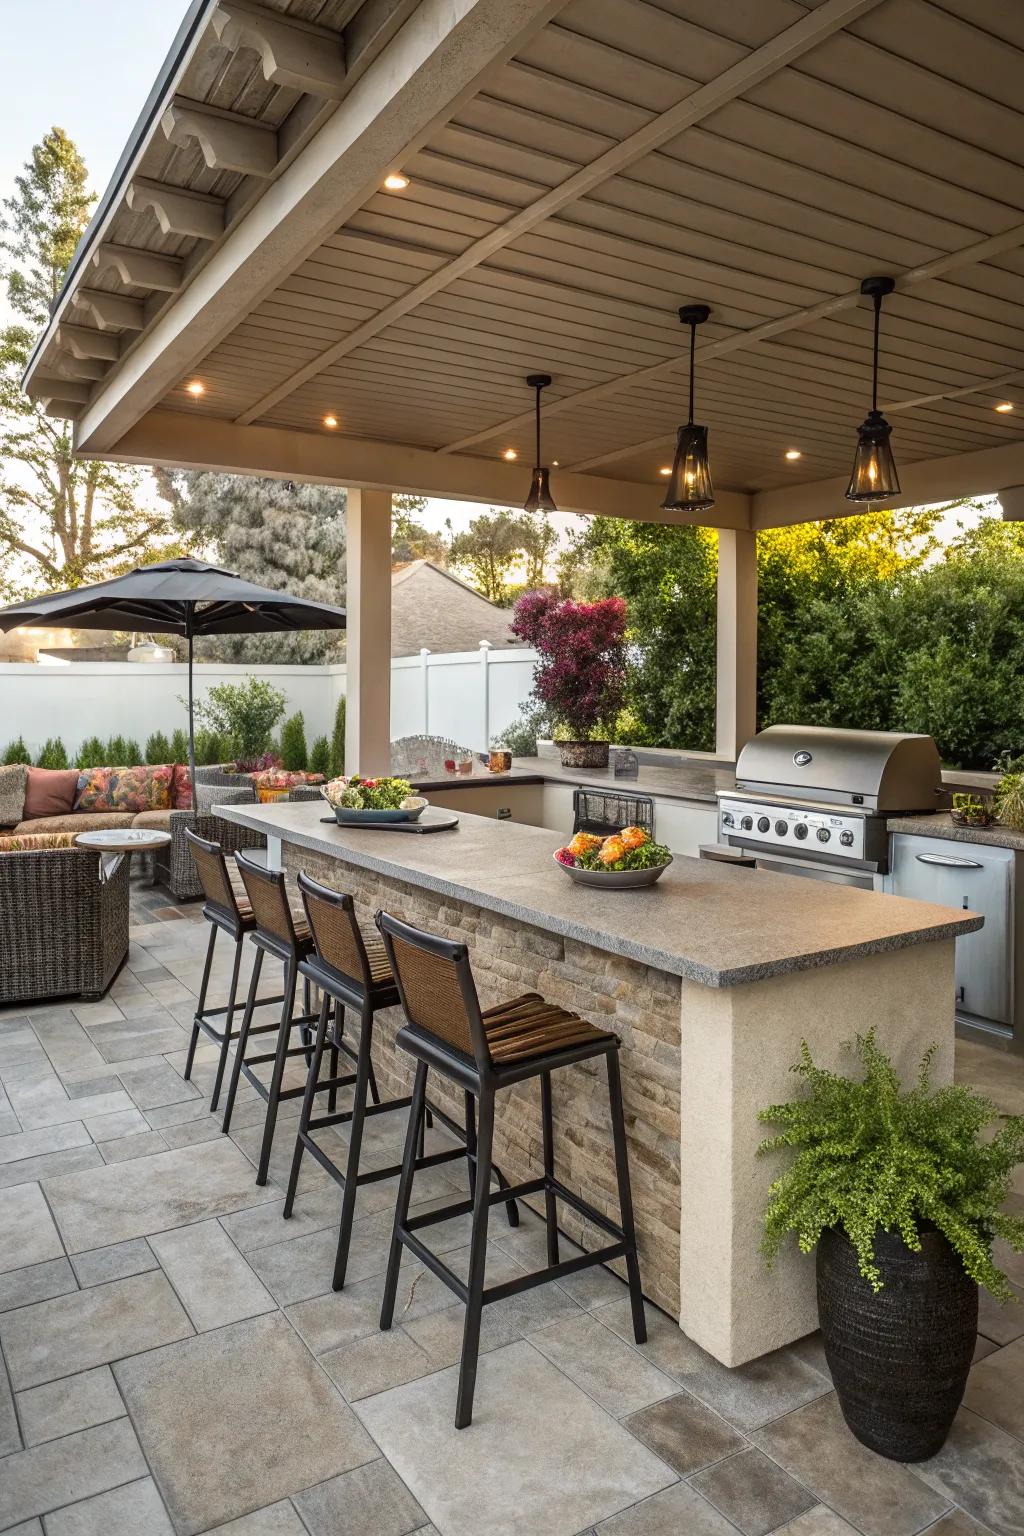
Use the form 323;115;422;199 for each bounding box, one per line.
0;847;130;1004
156;786;266;901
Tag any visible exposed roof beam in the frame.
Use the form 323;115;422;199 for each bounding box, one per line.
235;0;885;427
126;177;226;241
90;242;184;292
43;402;82;421
751;440;1024;530
561;219;1024;474
90;407;752;529
210;0;347;98
55;324;121;363
74;0;572;454
73;288;147;331
25;377;93;405
162;99;279;177
49;355;109;382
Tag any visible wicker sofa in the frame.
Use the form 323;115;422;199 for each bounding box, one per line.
0;838;130;1004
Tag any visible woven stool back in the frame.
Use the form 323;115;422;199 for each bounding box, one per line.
376;909;487;1066
185;829;241;920
297;871;372;992
235;853;298;949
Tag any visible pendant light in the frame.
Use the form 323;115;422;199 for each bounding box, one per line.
661;304;714;513
846;276;900;502
524;373;557;513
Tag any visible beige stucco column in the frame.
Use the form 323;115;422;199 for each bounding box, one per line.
345;488;392;775
716;527;758;760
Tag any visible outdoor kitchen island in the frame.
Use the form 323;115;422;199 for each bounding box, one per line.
219;798;981;1370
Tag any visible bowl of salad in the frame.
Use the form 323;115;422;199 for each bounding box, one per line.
321;775;429;824
553;826;673;888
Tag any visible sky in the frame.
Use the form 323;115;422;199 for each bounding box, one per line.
0;0;991;554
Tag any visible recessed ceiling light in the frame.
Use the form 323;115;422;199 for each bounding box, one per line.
186;380;205;397
383;172;410;191
503;448;517;461
995;401;1014;413
658;466;671;476
322;414;339;429
552;459;559;466
784;449;802;460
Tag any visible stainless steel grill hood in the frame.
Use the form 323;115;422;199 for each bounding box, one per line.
733;726;943;812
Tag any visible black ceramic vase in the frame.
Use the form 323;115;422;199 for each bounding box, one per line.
817;1223;977;1462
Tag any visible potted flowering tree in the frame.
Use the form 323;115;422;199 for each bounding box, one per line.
510;591;627;769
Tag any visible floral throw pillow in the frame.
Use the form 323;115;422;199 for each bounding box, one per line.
75;765;173;813
171;763;193;810
0;832;77;851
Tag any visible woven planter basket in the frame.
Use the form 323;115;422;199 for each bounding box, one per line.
557;740;610;769
817;1224;977;1462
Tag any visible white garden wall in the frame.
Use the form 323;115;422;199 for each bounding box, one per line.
0;646;538;759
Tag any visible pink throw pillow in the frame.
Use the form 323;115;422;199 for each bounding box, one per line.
23;767;80;819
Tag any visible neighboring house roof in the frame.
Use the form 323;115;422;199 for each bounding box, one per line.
390;562;515;657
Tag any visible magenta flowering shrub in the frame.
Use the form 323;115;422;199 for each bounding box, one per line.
511;590;628;740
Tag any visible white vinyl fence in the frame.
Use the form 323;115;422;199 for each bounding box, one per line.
0;644;537;759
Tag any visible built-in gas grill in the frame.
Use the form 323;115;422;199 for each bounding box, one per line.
717;726;944;884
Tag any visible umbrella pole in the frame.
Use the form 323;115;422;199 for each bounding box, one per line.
187;622;197;814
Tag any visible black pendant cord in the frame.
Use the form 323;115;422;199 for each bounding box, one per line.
535;380;542;465
871;291;881;414
687;319;696;426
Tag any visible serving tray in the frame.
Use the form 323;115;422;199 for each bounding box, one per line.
321;814;459;834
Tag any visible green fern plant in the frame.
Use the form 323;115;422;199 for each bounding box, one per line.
758;1030;1024;1300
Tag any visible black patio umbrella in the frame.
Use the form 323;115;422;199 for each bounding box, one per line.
0;558;346;806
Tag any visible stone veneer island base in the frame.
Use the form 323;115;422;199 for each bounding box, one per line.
220;801;979;1368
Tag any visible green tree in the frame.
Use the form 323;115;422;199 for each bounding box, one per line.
392;506;446;566
145;731;172;765
280;712;308;771
448;510;527;603
193;678;286;760
309;734;331;778
0;129;180;598
2;736;29;765
330;696;346;776
76;735;107;768
35;737;69;769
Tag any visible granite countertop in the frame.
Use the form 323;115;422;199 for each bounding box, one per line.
890;812;1024;851
218;800;981;990
412;757;735;804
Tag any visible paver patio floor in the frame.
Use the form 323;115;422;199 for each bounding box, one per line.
0;878;1022;1534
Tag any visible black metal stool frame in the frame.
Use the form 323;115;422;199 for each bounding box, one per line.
183;829;289;1114
286;874;518;1292
220;854;326;1185
376;910;646;1429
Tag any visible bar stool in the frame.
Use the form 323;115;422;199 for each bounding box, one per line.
221;853;324;1185
376;909;646;1429
286;874;517;1291
182;830;284;1112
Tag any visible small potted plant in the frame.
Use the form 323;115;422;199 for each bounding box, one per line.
995;771;1024;831
758;1031;1024;1462
950;792;995;827
510;591;627;769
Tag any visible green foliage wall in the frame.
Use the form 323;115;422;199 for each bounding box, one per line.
566;506;1021;769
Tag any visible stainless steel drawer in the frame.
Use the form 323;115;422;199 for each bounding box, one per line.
889;835;1011;1027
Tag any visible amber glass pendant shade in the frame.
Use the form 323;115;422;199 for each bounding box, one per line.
846;277;900;503
524;466;557;513
846;409;900;501
661;304;715;513
524;373;557;513
661;423;715;512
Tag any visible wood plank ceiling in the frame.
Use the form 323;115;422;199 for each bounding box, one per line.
36;0;1024;499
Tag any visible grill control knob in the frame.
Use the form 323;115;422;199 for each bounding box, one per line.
793;823;809;840
816;827;831;843
757;816;771;833
774;819;789;837
740;815;753;831
839;830;855;847
722;812;735;828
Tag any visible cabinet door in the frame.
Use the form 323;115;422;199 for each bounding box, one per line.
889;836;1013;1026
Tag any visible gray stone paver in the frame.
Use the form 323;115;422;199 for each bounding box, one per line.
0;879;1020;1536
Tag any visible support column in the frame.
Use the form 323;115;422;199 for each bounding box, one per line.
345;488;392;775
715;528;758;761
